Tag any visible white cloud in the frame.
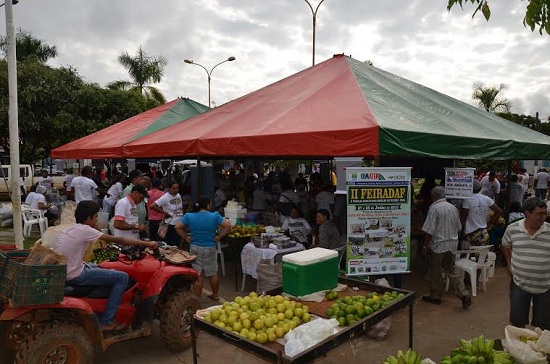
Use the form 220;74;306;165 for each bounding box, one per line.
1;0;548;116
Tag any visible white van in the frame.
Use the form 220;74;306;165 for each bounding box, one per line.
0;165;64;196
0;164;33;196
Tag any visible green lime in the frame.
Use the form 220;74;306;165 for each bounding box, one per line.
338;317;347;326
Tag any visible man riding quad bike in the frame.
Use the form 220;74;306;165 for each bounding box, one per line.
0;201;199;363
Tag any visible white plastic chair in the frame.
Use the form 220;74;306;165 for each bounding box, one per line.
453;245;492;297
21;207;47;237
334;245;346;269
217;241;226;277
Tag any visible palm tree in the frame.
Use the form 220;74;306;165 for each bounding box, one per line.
108;46;167;104
0;29;57;63
471;81;512;113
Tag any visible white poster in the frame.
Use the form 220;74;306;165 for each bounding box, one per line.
345;167;411;276
444;168;475;199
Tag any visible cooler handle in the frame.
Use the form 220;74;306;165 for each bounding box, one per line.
284;265;298;273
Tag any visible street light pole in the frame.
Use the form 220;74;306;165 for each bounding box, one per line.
183;56;236;108
304;0;325;67
4;0;23;248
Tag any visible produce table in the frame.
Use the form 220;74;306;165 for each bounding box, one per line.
191;276;415;363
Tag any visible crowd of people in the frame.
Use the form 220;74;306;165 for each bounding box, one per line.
34;163;550;333
419;168;550;331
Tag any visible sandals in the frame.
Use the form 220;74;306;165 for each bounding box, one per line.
207;294;220;301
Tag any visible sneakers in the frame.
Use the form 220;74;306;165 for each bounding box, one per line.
421;295;442;305
462;295;472;309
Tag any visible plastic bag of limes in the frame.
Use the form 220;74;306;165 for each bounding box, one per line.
90;246;119;264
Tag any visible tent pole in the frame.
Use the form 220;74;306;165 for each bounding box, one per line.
197;156;202;206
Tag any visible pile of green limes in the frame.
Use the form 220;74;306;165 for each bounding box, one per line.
325;291;405;326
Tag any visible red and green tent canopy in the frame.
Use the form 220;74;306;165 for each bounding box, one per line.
51;97;209;159
121;55;550;160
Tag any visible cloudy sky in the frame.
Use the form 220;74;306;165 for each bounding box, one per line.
2;0;550;119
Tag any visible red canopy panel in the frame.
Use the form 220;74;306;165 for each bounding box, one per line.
123;55;379;158
51;99;183;159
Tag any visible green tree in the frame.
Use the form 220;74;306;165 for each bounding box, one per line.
447;0;550;35
0;60;150;163
497;111;542;131
108;46;167;105
471;82;512;113
0;29;57;63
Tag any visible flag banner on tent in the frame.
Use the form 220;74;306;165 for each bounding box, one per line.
345;167;411;276
444;168;475;199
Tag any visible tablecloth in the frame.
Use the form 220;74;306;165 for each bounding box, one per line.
241;242;304;279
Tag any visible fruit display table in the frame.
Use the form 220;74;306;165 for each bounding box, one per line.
191;276;415;363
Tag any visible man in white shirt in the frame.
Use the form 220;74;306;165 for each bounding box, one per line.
315;184;335;219
534;168;550;199
518;168;530;197
480;171;500;201
63;169;75;200
422;186;471;308
37;169;54;195
71;166;98;204
461;180;503;248
121;169;147;225
114;184;149;239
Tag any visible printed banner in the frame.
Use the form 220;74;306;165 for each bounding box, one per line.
345;167;411;276
444;168;475;199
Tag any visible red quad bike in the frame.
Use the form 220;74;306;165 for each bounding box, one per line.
0;245;199;363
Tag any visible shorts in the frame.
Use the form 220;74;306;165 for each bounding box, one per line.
190;245;218;277
465;228;489;247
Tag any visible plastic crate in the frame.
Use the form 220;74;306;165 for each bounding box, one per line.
0;250;66;306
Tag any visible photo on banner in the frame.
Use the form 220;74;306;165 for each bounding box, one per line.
345;167;411;276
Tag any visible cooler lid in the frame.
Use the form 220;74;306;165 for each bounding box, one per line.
282;247;338;265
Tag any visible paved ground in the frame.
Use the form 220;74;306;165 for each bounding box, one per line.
0;230;511;363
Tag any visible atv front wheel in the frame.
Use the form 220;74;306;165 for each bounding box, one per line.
15;322;94;364
160;289;199;351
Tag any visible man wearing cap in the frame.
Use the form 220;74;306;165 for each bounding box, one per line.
461;179;503;248
121;170;147;226
480;171;500;201
71;166;98;204
113;185;149;239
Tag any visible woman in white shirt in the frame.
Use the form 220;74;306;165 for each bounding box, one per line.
150;181;184;246
32;185;58;226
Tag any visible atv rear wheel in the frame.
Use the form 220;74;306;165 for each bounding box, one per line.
15;322;94;364
160;289;199;351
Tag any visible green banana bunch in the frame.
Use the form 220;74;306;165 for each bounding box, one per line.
446;335;514;364
383;349;423;364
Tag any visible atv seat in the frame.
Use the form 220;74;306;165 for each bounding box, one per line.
64;285;112;299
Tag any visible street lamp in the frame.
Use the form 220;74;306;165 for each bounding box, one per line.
304;0;325;66
0;0;19;7
183;56;236;108
3;0;22;248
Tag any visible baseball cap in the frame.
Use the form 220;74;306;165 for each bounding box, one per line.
128;169;146;181
131;184;150;198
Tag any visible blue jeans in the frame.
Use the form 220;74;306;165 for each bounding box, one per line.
510;279;550;329
69;265;129;325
